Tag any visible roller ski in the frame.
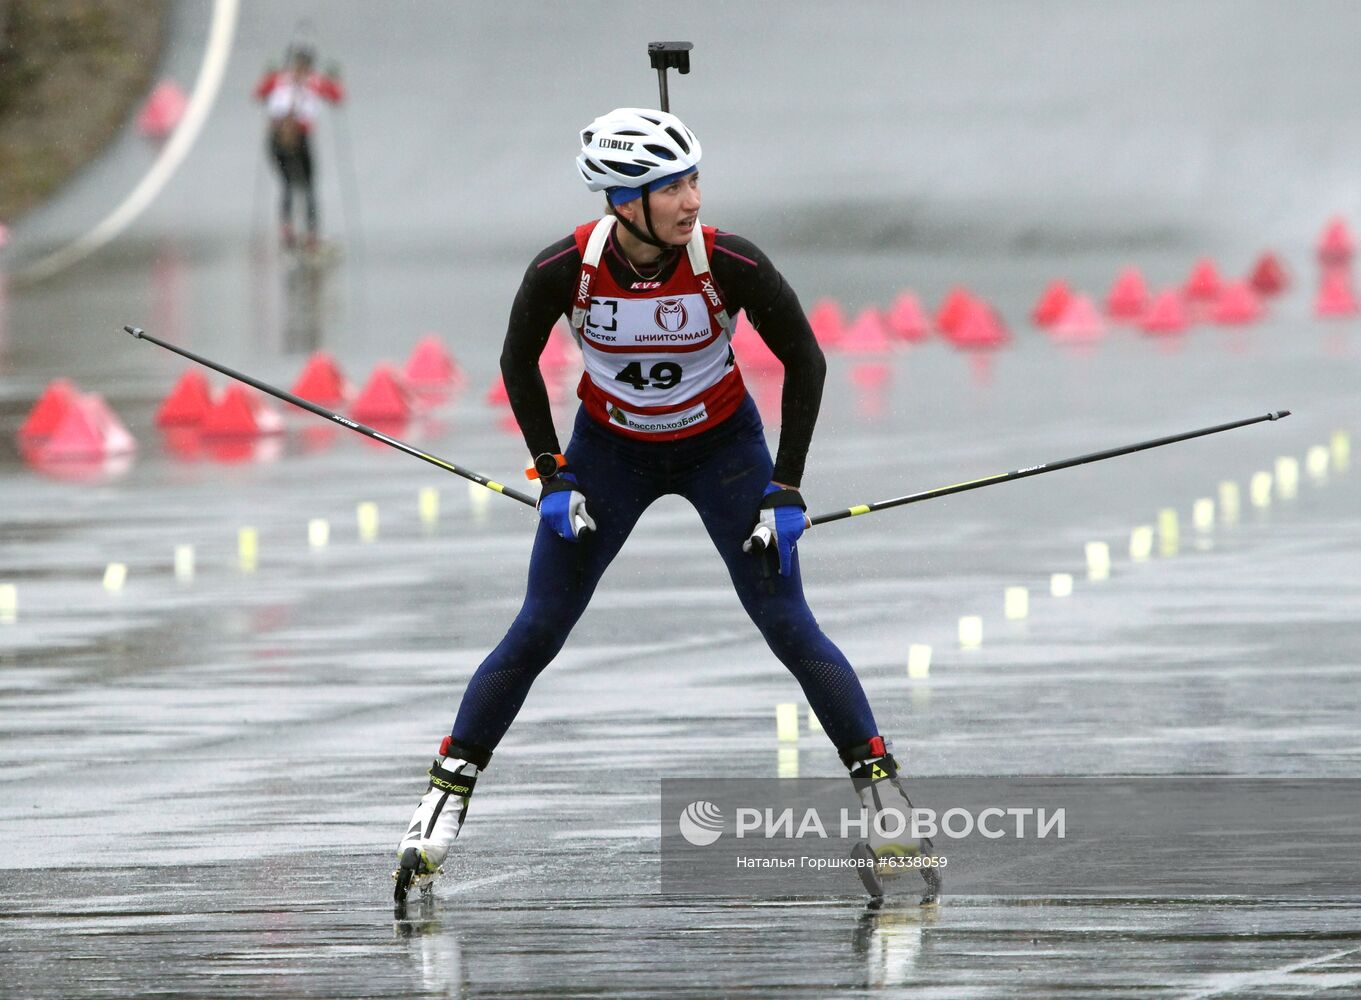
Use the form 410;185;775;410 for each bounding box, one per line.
393;736;490;904
843;737;942;906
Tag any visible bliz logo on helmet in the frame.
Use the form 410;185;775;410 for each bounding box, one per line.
654;299;688;332
678;801;724;846
699;275;722;308
598;138;634;151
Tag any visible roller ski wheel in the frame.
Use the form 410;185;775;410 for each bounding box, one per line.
392;847;439;904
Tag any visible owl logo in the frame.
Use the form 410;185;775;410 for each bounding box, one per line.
654;298;688;332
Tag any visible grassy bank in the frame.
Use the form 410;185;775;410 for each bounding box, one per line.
0;0;168;222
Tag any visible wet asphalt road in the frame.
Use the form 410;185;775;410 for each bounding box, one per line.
3;2;1361;997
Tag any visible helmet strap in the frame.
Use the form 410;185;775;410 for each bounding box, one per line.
613;192;673;250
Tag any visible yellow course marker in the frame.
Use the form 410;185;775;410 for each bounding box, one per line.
1085;541;1111;581
1129;526;1153;562
419;487;440;526
1274;456;1299;500
1050;572;1074;597
807;707;824;733
1004;586;1029;621
468;481;491;518
776;702;800;742
1158;508;1180;557
958;615;982;648
357;502;379;542
1333;429;1351;473
778;746;799;779
1249;472;1273;509
907;643;932;679
103;563;127;591
174;544;195;583
238;527;258;572
1192;498;1215;533
1218;481;1241;525
0;583;16;624
308;518;330;549
1306;445;1330;484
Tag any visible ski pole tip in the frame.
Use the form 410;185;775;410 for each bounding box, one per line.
123;325;144;338
1270;409;1291;420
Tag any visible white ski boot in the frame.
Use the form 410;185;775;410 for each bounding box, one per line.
842;736;942;905
393;736;491;903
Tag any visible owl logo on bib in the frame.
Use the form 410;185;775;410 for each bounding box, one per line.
654;299;688;333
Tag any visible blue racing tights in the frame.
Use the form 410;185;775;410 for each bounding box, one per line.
450;395;879;754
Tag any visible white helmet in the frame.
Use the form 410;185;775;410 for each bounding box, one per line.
576;108;702;195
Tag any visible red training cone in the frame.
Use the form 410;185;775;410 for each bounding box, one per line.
1247;252;1289;296
202;385;284;437
1211;281;1262;325
1140;290;1188;334
486;374;511;406
885;291;929;342
1031;279;1072;328
350;365;413;423
137;80;187;140
1315;268;1359;318
1051;295;1105;340
18;378;79;441
539;323;576;372
1106;267;1149;320
38;394;136;460
732;312;781;372
155;370;213;427
945;301;1009;349
1317;217;1354;266
403;335;459;386
935;287;977;335
291;352;348;406
807;298;846;347
1183;258;1223;302
840;308;892;353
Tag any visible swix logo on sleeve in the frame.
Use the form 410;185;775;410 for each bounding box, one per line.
654;299;689;332
576;270;593;306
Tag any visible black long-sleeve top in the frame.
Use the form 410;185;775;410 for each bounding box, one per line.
499;225;826;487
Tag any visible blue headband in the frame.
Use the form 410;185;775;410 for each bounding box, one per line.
606;166;697;206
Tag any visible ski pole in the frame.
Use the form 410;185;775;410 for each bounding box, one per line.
123;325;537;508
647;41;692;112
809;410;1291;528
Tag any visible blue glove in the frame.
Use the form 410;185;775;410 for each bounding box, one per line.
538;472;596;541
742;483;808;576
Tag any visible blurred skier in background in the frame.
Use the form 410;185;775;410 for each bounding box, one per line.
252;45;343;252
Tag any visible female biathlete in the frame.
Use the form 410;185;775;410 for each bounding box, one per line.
394;108;937;903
